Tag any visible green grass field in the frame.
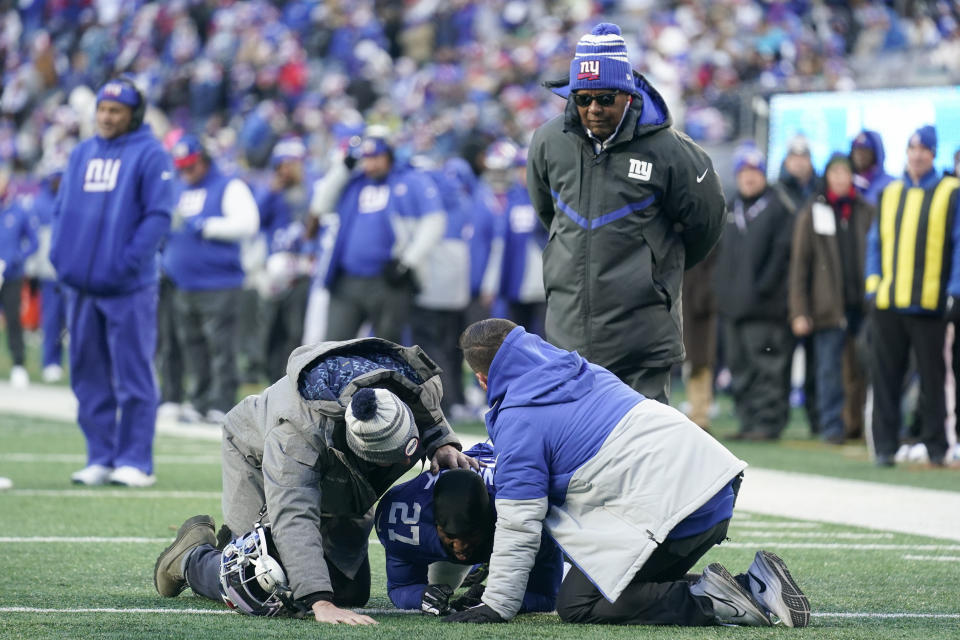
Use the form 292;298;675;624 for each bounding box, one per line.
2;410;960;640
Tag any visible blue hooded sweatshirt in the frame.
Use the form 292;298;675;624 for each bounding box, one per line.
851;129;893;207
51;124;174;296
0;200;39;281
486;327;734;538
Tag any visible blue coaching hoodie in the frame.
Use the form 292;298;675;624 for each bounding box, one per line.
0;200;39;281
51;124;174;296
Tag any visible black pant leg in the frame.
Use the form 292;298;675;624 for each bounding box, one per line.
0;276;25;365
197;289;240;414
869;310;911;458
904;315;948;462
329;553;370;607
156;276;184;404
556;520;729;626
740;321;792;437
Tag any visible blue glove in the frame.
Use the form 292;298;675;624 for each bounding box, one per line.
442;604;504;623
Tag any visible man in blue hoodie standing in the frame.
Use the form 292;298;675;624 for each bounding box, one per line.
0;189;39;388
445;318;810;628
51;77;175;487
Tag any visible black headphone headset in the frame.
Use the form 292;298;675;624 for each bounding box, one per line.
103;74;146;132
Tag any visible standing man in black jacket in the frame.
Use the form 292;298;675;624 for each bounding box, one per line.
715;143;795;440
526;22;725;402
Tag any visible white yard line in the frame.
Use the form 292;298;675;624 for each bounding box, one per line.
902;554;960;562
723;542;960;551
8;490;221;499
0;453;220;465
1;607;958;620
732;531;895;539
0;537;171;543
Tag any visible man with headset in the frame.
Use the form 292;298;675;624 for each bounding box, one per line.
51;76;175;487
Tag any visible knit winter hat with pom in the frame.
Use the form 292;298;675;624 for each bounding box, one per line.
569;23;636;95
344;388;419;464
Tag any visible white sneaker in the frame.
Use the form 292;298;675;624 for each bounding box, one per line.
690;563;771;626
10;365;29;388
745;550;811;627
157;402;181;421
178;404;204;424
894;443;912;463
71;464;113;486
907;442;929;464
108;466;156;487
42;364;63;383
0;477;12;490
204;409;227;425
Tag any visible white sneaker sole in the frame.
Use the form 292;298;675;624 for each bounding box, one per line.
748;551;811;627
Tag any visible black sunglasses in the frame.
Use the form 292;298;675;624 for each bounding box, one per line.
571;92;619;107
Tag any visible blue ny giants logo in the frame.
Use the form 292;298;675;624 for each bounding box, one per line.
577;60;600;81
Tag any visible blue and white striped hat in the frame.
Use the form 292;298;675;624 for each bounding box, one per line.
569;23;635;95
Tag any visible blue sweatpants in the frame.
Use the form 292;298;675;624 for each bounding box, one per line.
64;285;159;474
41;279;65;368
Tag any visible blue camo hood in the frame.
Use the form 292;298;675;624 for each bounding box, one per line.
852;129;886;170
485;327;595;426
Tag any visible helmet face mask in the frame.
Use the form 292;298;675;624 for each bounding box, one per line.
219;523;292;616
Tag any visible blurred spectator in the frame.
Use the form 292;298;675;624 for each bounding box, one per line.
254;137;314;380
682;250;718;431
408;156;471;418
866;125;960;468
163;134;259;425
775;133;822;437
499;146;547;338
715;143;794;441
22;161;66;383
0;185;39;388
526;22;725;403
322;130;444;343
51;78;175;488
788;153;873;444
850;130;894;207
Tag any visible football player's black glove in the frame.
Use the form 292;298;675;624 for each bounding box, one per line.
450;582;485;611
421;584;454;616
442;603;504;623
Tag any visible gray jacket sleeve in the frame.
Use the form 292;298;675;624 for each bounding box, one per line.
413;374;461;457
261;422;330;599
481;496;549;620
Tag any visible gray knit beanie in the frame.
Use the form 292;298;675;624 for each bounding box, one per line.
345;388;419;464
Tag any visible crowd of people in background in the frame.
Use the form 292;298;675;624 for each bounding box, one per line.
3;0;960;482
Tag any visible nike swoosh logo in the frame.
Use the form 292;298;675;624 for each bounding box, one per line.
697;169;709;183
749;571;767;594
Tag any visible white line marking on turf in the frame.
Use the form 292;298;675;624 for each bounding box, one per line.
0;537;171;543
733;521;821;529
0;453;220;465
903;554;960;562
2;607;958;620
723;542;960;551
734;531;894;539
7;489;221;498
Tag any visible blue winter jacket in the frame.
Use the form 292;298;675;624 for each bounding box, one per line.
51;124;174;296
0;200;39;280
851;130;894;207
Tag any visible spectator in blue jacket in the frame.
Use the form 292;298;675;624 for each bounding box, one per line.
23;164;66;383
375;443;561;615
850;129;894;207
0;194;39;388
445;318;810;628
50;77;175;487
498;147;547;338
163;134;259;424
323;130;445;343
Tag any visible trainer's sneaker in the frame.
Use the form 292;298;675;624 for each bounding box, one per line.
157;402;181;421
178;404;204;424
108;466;156;488
10;365;29;389
42;364;63;383
690;563;771;626
154;515;216;597
0;476;12;490
71;464;113;486
745;550;811;627
204;409;227;425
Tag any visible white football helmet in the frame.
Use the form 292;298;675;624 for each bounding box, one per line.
219;523;292;616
